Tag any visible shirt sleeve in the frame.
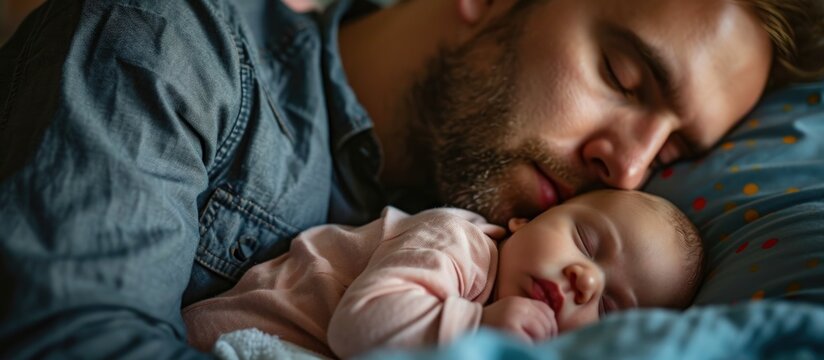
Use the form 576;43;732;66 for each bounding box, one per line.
327;209;501;358
0;1;245;358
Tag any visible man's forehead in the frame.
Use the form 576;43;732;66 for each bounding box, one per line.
592;0;772;147
591;0;728;25
666;0;772;148
588;0;733;22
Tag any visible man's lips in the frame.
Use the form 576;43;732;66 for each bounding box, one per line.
534;166;557;210
530;278;564;316
535;164;574;211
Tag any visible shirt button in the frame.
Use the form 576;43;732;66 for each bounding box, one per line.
231;236;257;262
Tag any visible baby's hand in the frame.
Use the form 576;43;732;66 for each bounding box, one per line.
481;296;558;344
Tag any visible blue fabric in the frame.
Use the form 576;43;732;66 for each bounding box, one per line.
0;0;383;358
363;301;824;360
644;82;824;305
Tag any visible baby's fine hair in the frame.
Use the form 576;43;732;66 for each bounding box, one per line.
631;191;704;306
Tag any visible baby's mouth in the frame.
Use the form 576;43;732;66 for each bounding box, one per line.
530;277;565;317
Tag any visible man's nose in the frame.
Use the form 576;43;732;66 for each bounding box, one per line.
581;115;671;190
563;263;604;305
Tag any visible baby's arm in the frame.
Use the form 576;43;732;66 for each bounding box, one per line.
327;209;502;358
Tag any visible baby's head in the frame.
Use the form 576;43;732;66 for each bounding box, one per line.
495;189;702;332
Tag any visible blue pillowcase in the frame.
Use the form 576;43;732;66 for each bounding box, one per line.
644;82;824;305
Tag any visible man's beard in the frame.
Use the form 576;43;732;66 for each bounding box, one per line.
407;3;573;224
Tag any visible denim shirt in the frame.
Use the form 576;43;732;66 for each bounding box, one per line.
0;0;384;358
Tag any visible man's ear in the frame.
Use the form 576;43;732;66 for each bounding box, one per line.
457;0;492;25
507;218;529;233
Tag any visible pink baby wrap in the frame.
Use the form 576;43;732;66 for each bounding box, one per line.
183;207;504;358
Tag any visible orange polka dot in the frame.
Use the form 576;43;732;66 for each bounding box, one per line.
809;93;821;105
783;104;793;112
724;202;737;212
730;165;740;173
714;183;724;191
749;264;760;273
747;140;757;148
787;187;800;193
745;209;760;223
786;283;802;294
748;119;760;128
783;136;797;144
719;234;730;242
752;290;765;301
743;183;759;196
807;258;820;269
722;142;735;150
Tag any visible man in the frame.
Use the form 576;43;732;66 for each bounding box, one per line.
0;0;819;358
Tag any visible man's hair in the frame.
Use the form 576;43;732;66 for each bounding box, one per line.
633;192;705;307
739;0;824;88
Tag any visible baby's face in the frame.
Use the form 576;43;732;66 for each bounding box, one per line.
495;190;692;332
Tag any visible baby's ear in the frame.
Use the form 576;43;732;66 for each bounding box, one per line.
507;218;529;233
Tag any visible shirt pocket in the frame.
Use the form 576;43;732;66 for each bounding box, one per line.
195;186;300;282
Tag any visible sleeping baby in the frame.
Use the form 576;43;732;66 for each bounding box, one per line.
182;189;703;358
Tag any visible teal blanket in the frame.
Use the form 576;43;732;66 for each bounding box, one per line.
365;301;824;359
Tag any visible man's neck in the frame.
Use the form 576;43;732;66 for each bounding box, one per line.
337;0;457;189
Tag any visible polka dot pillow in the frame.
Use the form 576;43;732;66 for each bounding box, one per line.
644;82;824;305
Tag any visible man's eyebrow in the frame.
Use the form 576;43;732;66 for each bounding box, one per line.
608;25;710;156
608;25;686;118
